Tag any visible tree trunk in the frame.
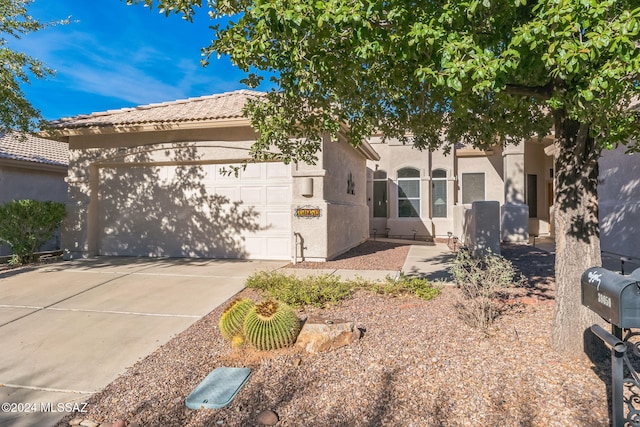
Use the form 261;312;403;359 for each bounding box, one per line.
550;113;605;358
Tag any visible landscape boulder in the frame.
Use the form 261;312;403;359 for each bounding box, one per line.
295;315;361;354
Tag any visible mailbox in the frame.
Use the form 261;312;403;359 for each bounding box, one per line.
581;267;640;328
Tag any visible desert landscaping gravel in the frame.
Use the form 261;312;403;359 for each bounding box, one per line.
57;242;612;426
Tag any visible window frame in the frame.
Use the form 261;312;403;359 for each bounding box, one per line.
461;172;486;204
396;167;421;218
431;169;448;218
373;170;388;218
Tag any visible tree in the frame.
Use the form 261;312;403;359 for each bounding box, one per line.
130;0;640;357
0;0;64;132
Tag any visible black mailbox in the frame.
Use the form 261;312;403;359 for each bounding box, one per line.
581;267;640;328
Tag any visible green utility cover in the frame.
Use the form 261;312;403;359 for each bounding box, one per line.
185;367;252;410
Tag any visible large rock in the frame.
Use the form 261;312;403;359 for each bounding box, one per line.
295;315;361;354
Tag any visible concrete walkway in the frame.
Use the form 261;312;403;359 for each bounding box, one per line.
0;257;285;427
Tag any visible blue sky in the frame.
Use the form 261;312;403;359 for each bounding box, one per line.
12;1;262;121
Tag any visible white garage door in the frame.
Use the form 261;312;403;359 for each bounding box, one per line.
98;162;292;260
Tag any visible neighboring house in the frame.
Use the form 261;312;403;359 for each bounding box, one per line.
50;90;379;262
598;146;639;264
0;131;69;256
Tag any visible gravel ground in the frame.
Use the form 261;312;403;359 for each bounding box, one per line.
56;243;612;427
284;240;412;271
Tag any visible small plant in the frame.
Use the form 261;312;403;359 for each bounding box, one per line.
219;298;255;345
0;200;66;265
449;250;525;331
246;271;353;308
243;299;301;351
367;273;442;300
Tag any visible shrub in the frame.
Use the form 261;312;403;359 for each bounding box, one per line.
367;273;442;301
449;250;525;331
243;299;301;351
245;271;353;308
0;200;66;264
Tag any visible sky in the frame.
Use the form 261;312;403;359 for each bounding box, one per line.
11;0;265;121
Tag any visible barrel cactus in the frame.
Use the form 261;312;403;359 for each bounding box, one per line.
244;299;301;351
219;298;255;344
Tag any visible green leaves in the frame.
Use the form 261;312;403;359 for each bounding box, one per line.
129;0;640;159
0;200;66;264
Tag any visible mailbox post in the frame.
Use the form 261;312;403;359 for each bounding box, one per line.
581;266;640;426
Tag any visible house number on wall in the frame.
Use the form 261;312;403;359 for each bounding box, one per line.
347;172;355;195
295;206;321;218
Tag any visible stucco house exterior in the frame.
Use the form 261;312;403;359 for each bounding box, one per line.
597;146;639;264
51;90;379;262
0;131;69;256
366;135;555;246
51;89;637;264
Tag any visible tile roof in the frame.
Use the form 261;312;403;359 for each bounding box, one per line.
0;131;68;167
50;90;263;129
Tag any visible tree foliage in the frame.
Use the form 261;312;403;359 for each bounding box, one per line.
0;199;66;264
0;0;66;132
130;0;640;163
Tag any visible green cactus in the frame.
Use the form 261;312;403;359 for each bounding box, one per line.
219;298;255;342
243;299;301;351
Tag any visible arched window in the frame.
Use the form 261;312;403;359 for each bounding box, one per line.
397;168;420;217
373;170;388;218
431;169;447;218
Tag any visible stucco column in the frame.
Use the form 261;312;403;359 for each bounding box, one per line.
501;142;529;242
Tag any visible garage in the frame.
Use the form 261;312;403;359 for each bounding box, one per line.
53;90;378;262
98;162;292;260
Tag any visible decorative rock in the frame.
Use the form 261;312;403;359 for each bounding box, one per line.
295;315;361;354
80;420;99;427
256;409;279;425
69;418;83;426
109;421;127;427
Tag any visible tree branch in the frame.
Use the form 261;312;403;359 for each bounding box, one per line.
504;83;553;100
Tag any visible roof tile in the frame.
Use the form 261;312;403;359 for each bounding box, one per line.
0;131;68;167
50;90;263;129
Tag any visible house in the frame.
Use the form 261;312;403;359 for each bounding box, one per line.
51;89;637;264
0;131;69;255
598;146;639;266
50;90;379;262
366;135;555;249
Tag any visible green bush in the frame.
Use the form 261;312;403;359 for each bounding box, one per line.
367;273;442;300
449;250;525;331
0;200;66;264
246;271;353;308
246;270;443;308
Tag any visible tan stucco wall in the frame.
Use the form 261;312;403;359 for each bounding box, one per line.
290;135;371;261
0;163;68;255
524;140;553;235
598;145;640;260
366;137;457;238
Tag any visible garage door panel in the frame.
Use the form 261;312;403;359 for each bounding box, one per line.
99;163;291;260
240;187;264;204
265;211;290;232
266;186;291;204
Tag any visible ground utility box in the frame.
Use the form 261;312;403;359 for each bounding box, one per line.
581;267;640;328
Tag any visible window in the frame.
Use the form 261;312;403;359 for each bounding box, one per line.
397;168;420;217
431;169;447;218
527;174;538;218
373;170;388;218
461;173;485;204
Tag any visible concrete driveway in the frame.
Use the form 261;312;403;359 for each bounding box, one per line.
0;257;285;427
